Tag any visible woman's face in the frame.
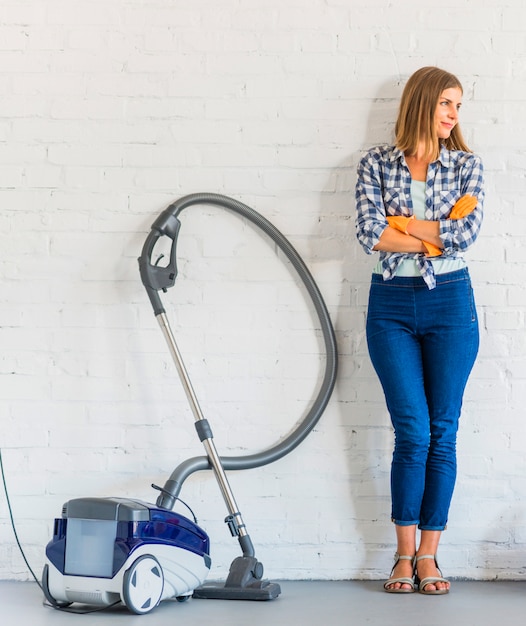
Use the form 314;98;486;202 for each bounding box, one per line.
435;87;462;139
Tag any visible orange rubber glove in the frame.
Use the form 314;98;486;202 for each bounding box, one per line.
422;241;442;257
449;194;477;219
386;215;415;234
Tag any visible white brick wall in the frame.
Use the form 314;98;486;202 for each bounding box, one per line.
1;0;525;582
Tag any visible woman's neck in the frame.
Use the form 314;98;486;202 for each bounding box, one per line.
404;152;429;182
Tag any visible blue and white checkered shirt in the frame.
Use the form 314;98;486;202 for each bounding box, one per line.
355;144;485;289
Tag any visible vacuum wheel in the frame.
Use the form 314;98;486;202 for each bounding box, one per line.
122;555;164;615
176;593;192;602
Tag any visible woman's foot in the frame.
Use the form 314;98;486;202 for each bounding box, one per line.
384;554;415;593
414;555;450;594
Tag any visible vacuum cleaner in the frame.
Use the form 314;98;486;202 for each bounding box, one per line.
43;193;337;614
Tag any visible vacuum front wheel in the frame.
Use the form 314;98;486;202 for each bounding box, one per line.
122;555;164;614
176;593;191;602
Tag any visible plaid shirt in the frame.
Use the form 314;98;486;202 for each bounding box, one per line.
355;144;485;289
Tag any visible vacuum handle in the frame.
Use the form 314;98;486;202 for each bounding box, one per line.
138;211;182;316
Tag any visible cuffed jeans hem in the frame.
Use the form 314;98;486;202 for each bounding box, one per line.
392;518;448;531
392;518;419;527
418;523;448;532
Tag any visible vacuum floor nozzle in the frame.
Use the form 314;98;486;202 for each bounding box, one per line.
193;556;281;601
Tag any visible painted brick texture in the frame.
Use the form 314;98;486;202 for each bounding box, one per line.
1;0;525;581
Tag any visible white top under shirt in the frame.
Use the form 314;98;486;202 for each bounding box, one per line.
373;180;466;277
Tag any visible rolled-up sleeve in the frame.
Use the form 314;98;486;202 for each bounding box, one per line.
439;153;485;252
355;150;388;254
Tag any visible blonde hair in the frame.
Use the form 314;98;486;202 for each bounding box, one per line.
395;66;471;161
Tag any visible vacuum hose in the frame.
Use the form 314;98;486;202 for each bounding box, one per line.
138;193;338;498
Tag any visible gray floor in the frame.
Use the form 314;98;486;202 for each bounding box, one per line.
1;579;524;626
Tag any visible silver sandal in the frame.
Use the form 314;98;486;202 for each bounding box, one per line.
383;553;416;593
414;554;450;595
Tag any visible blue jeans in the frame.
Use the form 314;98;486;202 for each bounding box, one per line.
366;269;479;531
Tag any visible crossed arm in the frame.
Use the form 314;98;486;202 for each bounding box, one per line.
373;220;442;254
373;195;477;255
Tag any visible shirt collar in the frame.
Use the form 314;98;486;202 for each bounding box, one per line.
390;144;451;167
436;144;451;167
389;146;405;163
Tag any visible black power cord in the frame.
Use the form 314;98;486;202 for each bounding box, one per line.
0;448;42;590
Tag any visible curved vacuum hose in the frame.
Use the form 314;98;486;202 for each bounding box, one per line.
139;193;338;498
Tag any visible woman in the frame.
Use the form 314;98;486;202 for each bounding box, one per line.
355;66;484;595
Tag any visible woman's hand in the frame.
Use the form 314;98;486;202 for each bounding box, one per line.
449;195;477;219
